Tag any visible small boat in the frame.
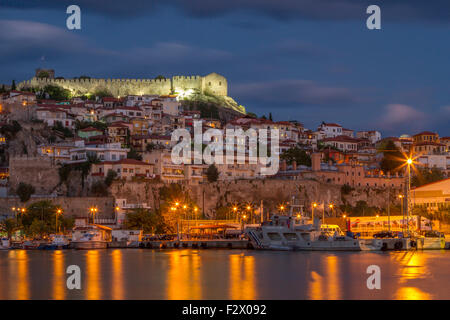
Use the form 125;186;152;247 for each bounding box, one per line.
42;234;70;250
0;238;10;250
418;231;446;250
246;215;382;251
22;240;42;250
71;224;112;249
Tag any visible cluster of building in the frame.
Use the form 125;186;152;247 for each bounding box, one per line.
0;88;449;191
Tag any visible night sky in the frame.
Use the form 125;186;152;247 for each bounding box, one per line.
1;0;449;136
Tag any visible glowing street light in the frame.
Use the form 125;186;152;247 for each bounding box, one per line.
55;209;62;234
312;202;318;221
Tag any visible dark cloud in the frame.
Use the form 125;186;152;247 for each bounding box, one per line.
232;79;359;106
2;0;450;22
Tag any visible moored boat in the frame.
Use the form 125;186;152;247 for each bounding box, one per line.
71;224;112;249
0;238;10;250
246;215;382;251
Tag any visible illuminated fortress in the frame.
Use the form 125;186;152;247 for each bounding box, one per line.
18;71;228;97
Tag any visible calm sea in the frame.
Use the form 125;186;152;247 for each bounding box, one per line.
0;249;449;300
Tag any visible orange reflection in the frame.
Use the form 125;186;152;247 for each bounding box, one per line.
52;250;65;300
111;250;124;300
86;250;101;300
9;250;29;300
308;271;323;300
326;255;340;300
396;287;431;300
229;254;256;300
166;250;202;299
395;252;432;300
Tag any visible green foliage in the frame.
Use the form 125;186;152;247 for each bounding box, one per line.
16;182;35;202
104;169;118;187
20;200;73;238
340;184;354;195
180;89;245;116
94;88;113;98
74;120;107;132
146;143;156;152
40;85;71;100
281;147;311;166
206;164;219;182
52;121;74;138
0;120;22;138
379;140;404;174
58;164;72;184
0;218;19;239
159;183;184;202
36;71;50;79
412;167;445;188
127;147;142;161
154;75;166;80
11;80;16;90
124;208;166;234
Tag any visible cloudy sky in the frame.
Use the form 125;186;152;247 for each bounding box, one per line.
1;0;449;136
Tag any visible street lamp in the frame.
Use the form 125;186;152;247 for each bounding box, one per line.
312;202;318;222
55;209;62;234
406;158;413;235
328;203;335;218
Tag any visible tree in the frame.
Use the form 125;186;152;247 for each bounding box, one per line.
124;208;165;234
127;147;142;161
21;200;71;237
379;140;404;174
104;169;118;187
412;167;445;187
206;164;219;182
269;112;273;121
11;80;16;90
154;75;166;80
37;71;50;79
16;182;35;202
40;84;71;100
281;147;311;166
0;218;19;239
146;143;156;152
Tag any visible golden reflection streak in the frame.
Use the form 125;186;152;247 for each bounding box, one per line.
229;254;256;300
395;252;432;300
111;250;124;300
14;250;29;300
326;255;340;300
52;250;65;300
86;250;101;300
166;250;202;300
308;271;323;300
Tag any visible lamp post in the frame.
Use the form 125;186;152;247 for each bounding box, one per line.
398;194;404;233
406;158;413;235
232;206;237;221
55;209;62;234
312;202;318;222
329;204;334;218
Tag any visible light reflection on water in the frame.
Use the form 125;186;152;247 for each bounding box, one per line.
0;249;448;300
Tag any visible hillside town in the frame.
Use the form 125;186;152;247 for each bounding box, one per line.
0;71;449;248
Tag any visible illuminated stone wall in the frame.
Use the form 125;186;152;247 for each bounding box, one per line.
18;72;228;97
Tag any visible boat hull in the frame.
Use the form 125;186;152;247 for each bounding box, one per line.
71;241;108;249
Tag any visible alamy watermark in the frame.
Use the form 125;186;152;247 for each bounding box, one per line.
171;121;280;176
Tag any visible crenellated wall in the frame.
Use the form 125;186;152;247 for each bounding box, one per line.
18;73;228;97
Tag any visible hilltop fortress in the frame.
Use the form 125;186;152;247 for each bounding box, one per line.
18;71;228;97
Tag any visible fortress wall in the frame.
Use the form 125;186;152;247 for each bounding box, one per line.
172;75;203;93
18;73;228;97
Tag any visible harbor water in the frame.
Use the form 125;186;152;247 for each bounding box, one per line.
0;249;449;300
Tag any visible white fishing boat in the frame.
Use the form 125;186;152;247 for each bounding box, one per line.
0;238;10;250
417;231;446;250
246;215;382;251
71;224;112;249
